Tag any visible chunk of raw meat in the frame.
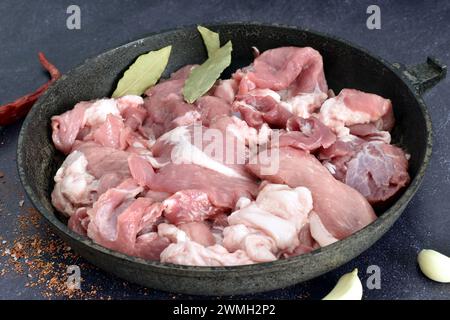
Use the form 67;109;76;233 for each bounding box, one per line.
178;222;216;246
51;150;97;216
86;179;168;258
277;116;336;151
151;163;258;210
234;92;294;128
151;124;251;179
319;134;366;180
160;240;254;266
320;135;410;203
52;96;144;154
91;114;125;149
127;154;155;188
143;65;198;138
223;224;277;262
319;89;394;137
68;207;90;236
51;101;90;154
344;141;410;203
247;147;377;241
73;142;131;179
162;190;217;224
234;47;328;95
86;179;143;246
213;79;238;104
223;183;314;258
135;232;170;260
195;96;232;126
348;123;391;144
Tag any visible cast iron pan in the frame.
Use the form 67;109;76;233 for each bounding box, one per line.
17;23;446;295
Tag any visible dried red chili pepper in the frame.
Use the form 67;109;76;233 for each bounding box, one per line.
0;52;61;126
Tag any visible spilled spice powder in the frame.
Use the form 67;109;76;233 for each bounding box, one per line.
0;207;110;299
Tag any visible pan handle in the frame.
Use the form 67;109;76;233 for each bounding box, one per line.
393;57;447;95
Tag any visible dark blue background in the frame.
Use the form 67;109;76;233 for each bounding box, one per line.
0;0;449;299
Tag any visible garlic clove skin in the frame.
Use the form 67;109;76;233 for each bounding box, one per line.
418;249;450;283
322;268;363;300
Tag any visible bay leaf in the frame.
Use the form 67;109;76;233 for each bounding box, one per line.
197;25;220;57
112;45;171;98
183;41;232;104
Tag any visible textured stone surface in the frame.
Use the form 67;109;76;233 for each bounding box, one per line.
0;0;449;299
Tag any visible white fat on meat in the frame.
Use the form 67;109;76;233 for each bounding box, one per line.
256;184;313;231
116;95;144;112
158;223;254;266
223;224;277;262
158;223;189;243
225;116;272;147
158;126;248;180
160;241;254;266
83;99;121;126
223;183;314;257
51;150;97;216
309;211;339;247
320;97;373;137
279;86;328;118
171;110;202;127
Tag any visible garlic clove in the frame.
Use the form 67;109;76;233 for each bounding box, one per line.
322;268;363;300
418;249;450;283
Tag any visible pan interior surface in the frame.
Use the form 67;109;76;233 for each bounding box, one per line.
17;23;430;295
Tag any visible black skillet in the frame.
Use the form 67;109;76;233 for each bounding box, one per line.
17;23;446;295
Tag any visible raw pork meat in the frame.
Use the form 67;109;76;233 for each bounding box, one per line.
223;183;314;260
319;88;394;137
247;147;377;244
50;45;410;266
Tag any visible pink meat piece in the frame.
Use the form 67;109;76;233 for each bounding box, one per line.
52;98;143;154
151;123;256;181
344;141;410;203
151;163;258;210
162;190;217;224
348;123;391;143
213;79;238;104
127;154;155;188
51;150;98;216
234;47;328;95
143;98;199;138
143;65;199;138
92;114;125;149
195;96;232;126
320;135;410;203
234;94;294;128
144;190;171;202
68;207;90;236
87;179;167;258
178;222;216;246
138;202;164;235
319;134;366;180
135;232;170;260
116;95;147;130
73;142;131;179
246;147;377;241
51;101;90;154
319;89;394;136
278;116;336;151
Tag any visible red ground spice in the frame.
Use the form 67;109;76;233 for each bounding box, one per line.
0;207;109;299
